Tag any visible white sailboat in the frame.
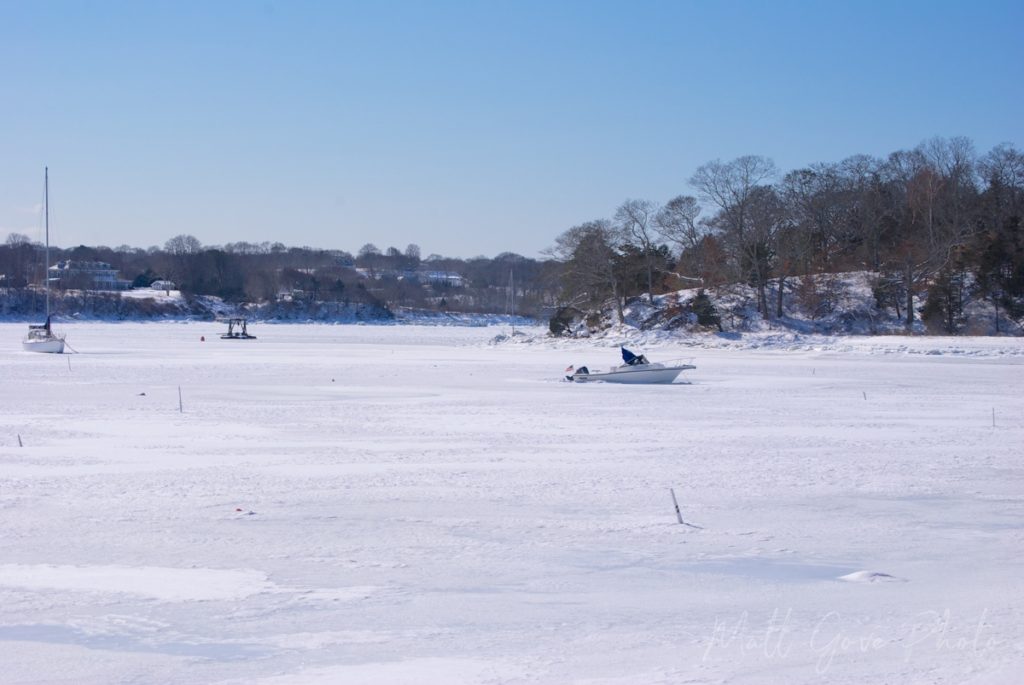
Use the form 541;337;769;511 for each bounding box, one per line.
23;167;65;354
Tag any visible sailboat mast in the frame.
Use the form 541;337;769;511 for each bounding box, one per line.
510;268;515;336
44;166;50;320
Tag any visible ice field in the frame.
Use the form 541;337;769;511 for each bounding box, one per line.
1;322;1022;684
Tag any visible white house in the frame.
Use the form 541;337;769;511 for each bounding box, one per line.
49;260;131;290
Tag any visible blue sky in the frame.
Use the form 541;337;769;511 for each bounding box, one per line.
1;0;1021;258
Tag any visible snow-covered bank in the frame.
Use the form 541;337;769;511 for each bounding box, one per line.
1;288;537;326
2;323;1022;684
507;325;1024;358
553;272;1024;340
0;289;395;323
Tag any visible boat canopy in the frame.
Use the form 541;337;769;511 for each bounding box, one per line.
621;347;648;366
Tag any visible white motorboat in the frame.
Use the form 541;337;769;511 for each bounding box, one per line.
565;347;695;385
22;167;65;354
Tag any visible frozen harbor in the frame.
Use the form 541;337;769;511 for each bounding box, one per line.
1;323;1022;684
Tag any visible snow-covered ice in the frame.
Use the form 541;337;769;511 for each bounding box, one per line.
1;323;1022;684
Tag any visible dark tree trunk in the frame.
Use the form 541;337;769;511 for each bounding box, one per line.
776;276;785;319
905;259;914;330
757;281;769;317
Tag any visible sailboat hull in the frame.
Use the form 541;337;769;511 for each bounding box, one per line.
22;337;65;353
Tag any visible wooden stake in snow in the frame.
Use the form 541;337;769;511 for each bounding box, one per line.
17;434;23;447
992;407;996;428
178;386;183;413
863;391;867;401
669;488;684;524
668;489;703;528
67;356;71;371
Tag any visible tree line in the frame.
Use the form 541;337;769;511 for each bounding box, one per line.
550;137;1023;333
2;136;1022;333
0;234;561;317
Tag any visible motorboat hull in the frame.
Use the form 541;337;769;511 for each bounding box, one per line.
570;363;695;384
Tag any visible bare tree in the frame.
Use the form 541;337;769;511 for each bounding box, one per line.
979;142;1024;193
356;243;384;276
832;154;889;271
690;156;777;229
164;234;202;255
549;219;625;322
614;198;663;303
690;156;778;315
745;186;787;316
881;149;957;329
654;195;704;280
163;234;203;291
975;144;1024;331
358;243;380;259
1;232;36;288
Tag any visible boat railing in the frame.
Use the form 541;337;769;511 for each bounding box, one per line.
652;357;697;369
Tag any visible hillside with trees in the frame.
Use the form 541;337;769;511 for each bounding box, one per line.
549;137;1023;336
2;137;1021;334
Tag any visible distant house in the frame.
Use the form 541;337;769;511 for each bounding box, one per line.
150;280;176;292
49;260;132;291
418;270;465;288
352;267;465;287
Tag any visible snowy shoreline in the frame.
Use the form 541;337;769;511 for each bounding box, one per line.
5;321;1024;358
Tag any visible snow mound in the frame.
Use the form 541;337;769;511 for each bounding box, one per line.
838;570;906;583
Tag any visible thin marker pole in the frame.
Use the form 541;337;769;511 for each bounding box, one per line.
17;434;23;447
669;488;703;529
178;386;183;413
669;488;684;524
